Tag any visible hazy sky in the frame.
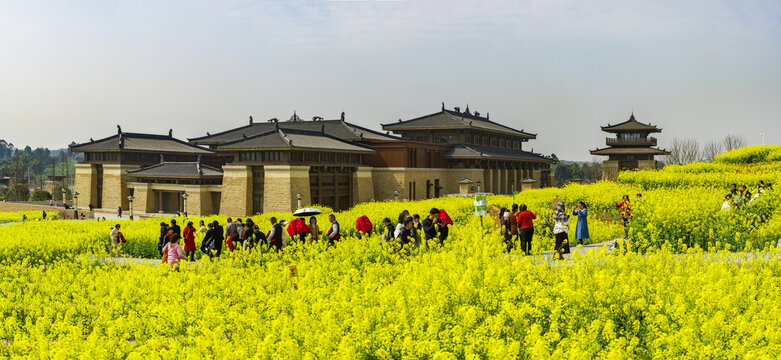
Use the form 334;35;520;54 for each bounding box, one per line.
1;0;780;160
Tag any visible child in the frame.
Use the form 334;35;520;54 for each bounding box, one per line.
162;234;187;269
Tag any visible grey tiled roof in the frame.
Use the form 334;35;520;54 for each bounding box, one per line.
189;118;396;145
445;145;552;162
590;147;671;156
382;110;537;138
601;114;662;133
71;133;214;154
217;128;376;153
128;162;223;177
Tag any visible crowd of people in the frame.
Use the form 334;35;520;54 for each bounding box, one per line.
114;180;776;266
498;201;591;260
722;181;773;210
142;209;453;268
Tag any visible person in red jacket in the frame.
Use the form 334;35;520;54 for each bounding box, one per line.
516;204;537;255
182;221;197;261
616;195;632;237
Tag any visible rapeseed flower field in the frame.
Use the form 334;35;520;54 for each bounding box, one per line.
1;146;780;358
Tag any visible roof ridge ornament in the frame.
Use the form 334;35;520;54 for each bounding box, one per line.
486;112;489;120
249;116;253;124
341;111;345;121
169;129;173;137
441;102;445;111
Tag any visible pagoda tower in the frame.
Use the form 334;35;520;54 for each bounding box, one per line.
590;113;670;181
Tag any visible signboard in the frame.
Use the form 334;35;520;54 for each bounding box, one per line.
474;195;487;216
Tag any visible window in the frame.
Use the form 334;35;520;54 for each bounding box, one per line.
262;151;282;162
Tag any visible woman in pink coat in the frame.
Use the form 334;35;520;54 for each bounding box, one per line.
163;234;188;269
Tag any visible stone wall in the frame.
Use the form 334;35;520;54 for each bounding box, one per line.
372;168;485;201
184;186;214;216
352;166;374;204
263;165;311;213
220;165;252;216
638;160;658;170
74;163;97;211
101;164;139;211
602;161;620;181
131;183;153;213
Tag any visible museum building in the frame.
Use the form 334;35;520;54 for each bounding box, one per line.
72;105;553;216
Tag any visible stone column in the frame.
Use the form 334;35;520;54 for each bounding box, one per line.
532;169;542;189
184;185;214;216
74;163;97;210
603;161;619;181
220;165;253;216
499;167;507;195
132;183;153;213
101;164;139;211
263;165;311;213
353;166;374;204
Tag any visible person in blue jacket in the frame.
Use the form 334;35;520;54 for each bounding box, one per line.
572;201;589;245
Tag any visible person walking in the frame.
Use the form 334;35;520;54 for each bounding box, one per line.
162;234;187;269
516;204;537;255
616;195;632;236
326;214;341;246
110;224;122;256
157;222;168;255
553;202;570;260
210;220;224;258
508;204;520;252
382;217;394;241
242;218;255;250
438;209;453;244
183;221;197;261
268;217;285;251
200;222;216;259
170;219;181;238
499;207;510;250
309;216;320;242
117;206;122;218
224;217;239;252
572;201;589;246
422;208;442;246
250;224;267;250
397;217;414;248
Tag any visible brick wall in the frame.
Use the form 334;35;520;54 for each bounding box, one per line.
263;165;311;213
220;165;252;216
74;163;97;210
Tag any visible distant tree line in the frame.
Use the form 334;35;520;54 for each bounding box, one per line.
0;139;80;192
665;135;748;165
550;154;603;186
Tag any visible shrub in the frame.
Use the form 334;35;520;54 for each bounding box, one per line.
29;189;52;201
4;184;30;201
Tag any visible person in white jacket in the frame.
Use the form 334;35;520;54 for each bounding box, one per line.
110;224;121;256
552;202;570;260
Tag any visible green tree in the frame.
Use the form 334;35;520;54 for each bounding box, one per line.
5;184;30;201
30;189;52;201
